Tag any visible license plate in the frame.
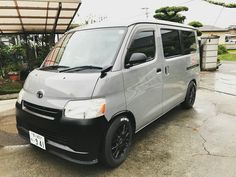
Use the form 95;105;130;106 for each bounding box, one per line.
29;131;46;150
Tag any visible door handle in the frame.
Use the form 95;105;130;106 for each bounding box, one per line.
156;68;162;73
165;66;169;75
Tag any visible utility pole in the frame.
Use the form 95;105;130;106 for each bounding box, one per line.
141;7;149;19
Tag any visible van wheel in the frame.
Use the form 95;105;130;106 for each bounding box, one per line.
182;81;196;109
101;116;133;168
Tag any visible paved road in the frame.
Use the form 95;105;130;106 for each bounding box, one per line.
0;99;16;113
0;99;16;118
0;61;236;177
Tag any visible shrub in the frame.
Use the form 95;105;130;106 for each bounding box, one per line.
188;21;203;28
218;45;228;55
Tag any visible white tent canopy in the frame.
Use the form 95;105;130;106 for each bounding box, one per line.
0;0;81;34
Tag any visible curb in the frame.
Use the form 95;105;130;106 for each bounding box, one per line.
0;94;18;101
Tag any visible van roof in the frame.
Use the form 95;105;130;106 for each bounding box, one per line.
69;18;196;33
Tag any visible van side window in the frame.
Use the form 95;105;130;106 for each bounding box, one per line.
161;29;181;58
125;31;155;65
181;31;197;54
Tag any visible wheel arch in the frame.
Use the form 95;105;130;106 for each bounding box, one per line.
191;79;197;86
109;110;136;133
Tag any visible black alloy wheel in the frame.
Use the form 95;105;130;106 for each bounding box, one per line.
182;81;197;109
111;121;131;159
101;116;133;168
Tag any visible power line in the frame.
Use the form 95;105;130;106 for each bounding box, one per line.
213;6;224;26
175;0;196;6
174;0;225;27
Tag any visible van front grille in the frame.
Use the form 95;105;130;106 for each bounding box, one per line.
23;101;62;120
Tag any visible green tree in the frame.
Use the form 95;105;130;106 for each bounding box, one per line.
188;21;203;28
0;34;54;78
203;0;236;8
153;6;188;23
188;21;203;36
0;44;10;77
0;43;27;77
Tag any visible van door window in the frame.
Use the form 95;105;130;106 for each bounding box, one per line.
125;31;155;65
181;31;197;54
161;29;182;58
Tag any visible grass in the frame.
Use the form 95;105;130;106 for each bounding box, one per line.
0;81;23;95
218;49;236;61
227;49;236;54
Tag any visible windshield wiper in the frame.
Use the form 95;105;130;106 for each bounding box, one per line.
59;65;113;78
100;65;113;78
59;65;103;73
39;65;70;71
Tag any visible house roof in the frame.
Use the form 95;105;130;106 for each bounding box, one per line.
228;25;236;30
198;25;227;32
0;0;81;34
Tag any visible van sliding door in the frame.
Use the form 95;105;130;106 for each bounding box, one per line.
160;28;187;113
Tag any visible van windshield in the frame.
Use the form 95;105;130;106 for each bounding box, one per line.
41;27;127;70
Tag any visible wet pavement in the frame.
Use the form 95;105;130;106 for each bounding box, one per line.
200;61;236;96
0;61;236;177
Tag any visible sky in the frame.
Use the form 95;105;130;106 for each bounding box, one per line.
73;0;236;28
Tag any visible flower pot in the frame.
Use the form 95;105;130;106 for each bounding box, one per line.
8;73;20;81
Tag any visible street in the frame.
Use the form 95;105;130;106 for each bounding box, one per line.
0;61;236;177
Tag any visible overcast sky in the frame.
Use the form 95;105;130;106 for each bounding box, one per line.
73;0;236;28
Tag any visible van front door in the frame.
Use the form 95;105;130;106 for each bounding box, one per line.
122;25;163;130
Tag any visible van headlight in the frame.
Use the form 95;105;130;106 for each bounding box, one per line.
64;98;106;119
17;89;24;104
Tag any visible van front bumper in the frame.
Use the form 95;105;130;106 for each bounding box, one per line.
16;102;108;165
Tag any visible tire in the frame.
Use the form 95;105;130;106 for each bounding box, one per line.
101;115;133;168
182;81;197;109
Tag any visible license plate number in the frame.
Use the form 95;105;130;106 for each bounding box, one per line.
29;131;46;150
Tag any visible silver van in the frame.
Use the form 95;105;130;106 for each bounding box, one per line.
16;19;200;167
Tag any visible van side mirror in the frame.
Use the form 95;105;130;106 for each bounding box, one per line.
126;53;147;68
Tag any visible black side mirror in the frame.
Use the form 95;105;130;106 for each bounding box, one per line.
126;53;147;68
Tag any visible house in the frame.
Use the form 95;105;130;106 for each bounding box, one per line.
199;25;236;49
198;25;227;44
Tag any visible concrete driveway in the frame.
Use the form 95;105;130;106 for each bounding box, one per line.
0;61;236;177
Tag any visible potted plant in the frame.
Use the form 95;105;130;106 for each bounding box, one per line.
8;71;20;81
7;63;21;81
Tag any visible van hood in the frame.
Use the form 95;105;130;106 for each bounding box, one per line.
23;69;100;99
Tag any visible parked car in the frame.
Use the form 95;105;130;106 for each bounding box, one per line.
16;19;200;168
